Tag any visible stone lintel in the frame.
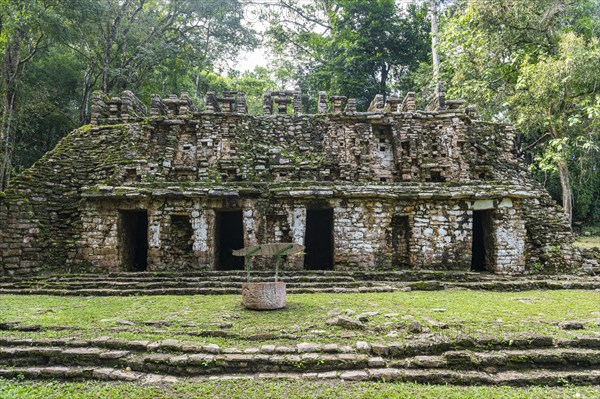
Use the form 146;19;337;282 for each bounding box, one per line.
80;185;536;201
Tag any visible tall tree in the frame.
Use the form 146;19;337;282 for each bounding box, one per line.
0;0;58;190
512;33;600;224
64;0;257;124
266;0;430;110
439;0;600;224
0;0;258;185
429;0;440;88
11;45;83;171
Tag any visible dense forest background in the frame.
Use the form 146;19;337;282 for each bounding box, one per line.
0;0;598;227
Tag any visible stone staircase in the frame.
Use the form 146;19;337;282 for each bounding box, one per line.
0;335;598;386
0;271;599;296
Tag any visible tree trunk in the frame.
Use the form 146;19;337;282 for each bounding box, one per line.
0;37;21;191
193;69;200;99
430;0;440;88
101;1;130;93
102;38;111;93
0;90;17;191
80;68;92;124
380;64;389;99
557;160;573;225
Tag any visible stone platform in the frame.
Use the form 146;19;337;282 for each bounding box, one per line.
0;271;599;296
0;335;598;386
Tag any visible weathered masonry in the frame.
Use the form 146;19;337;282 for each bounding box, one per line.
0;89;576;275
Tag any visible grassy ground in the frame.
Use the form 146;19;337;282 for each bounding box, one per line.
1;290;599;398
0;379;599;399
574;235;600;249
0;290;599;346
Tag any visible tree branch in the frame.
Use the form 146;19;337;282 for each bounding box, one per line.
276;1;332;31
17;33;44;67
519;132;553;153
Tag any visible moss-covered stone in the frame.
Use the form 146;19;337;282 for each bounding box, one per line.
0;91;578;275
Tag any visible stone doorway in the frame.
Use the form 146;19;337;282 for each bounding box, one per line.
304;209;334;270
120;210;148;272
391;215;411;267
216;210;244;270
471;210;492;272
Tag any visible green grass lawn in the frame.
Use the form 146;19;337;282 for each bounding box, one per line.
1;290;599;347
0;379;599;399
1;290;599;398
575;235;600;249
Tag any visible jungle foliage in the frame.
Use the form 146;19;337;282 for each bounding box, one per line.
0;0;597;225
438;0;600;225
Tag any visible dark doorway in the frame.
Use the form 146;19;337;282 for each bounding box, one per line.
216;210;244;270
471;210;491;272
427;171;446;183
304;209;334;270
120;210;148;272
391;215;411;267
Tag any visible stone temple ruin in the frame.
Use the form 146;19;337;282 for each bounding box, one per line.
0;88;578;276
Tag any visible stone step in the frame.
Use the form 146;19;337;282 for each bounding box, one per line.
0;346;131;368
1;272;599;296
3;279;600;296
0;287;235;296
2;336;599;356
442;348;600;370
1;344;598;376
0;278;591;288
0;365;598;386
0;366;177;383
452;281;600;290
0;280;377;290
0;277;356;285
0;284;398;296
0;270;506;282
0;346;380;374
0;270;600;296
7;270;590;285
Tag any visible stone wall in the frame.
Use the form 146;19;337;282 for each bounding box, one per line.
410;201;471;270
0;90;576;275
74;194;529;274
0;123;151;275
87;91;516;186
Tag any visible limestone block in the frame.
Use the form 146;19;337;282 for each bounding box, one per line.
242;282;286;310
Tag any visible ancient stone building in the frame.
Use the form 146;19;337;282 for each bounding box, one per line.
0;89;576;276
